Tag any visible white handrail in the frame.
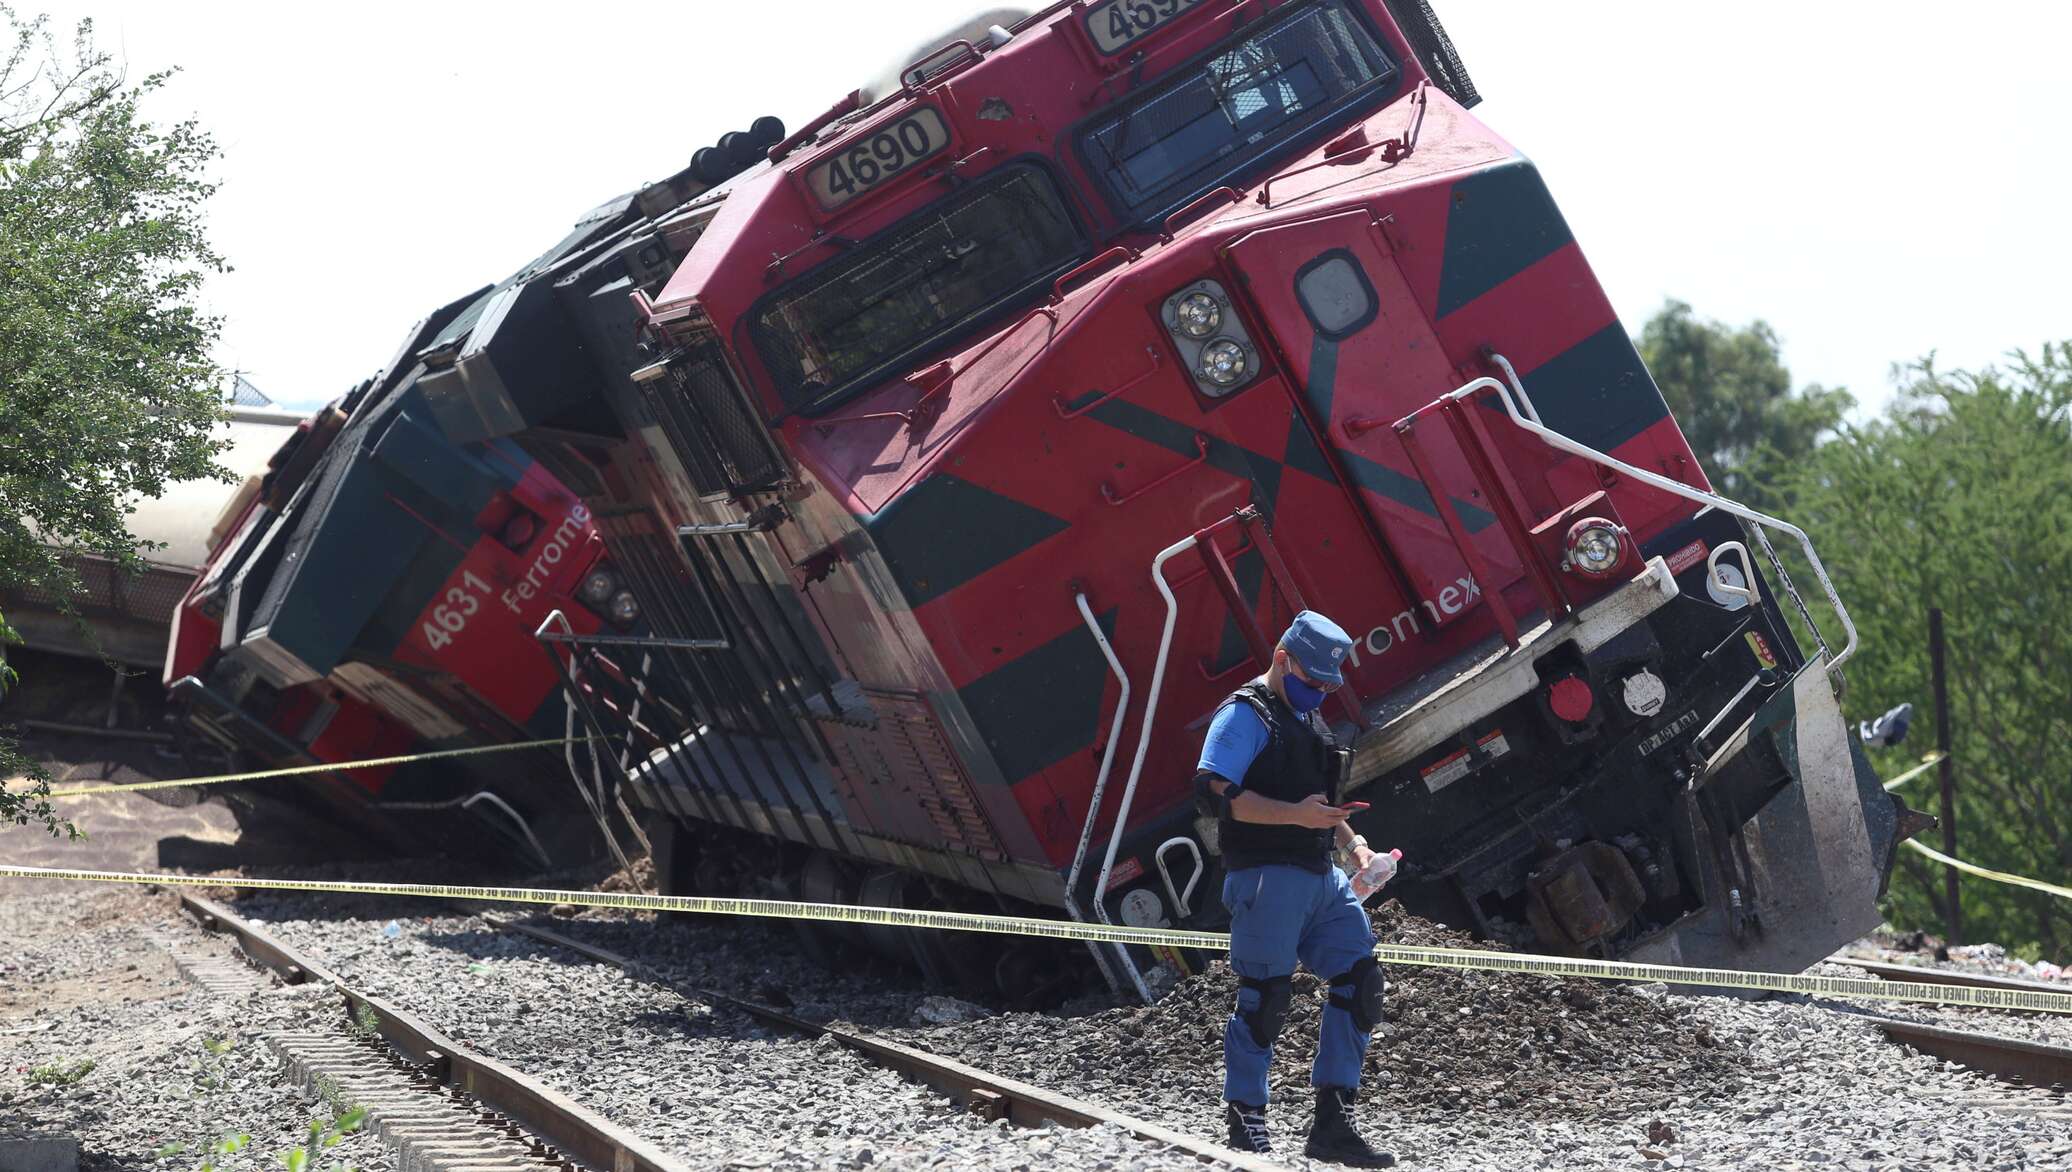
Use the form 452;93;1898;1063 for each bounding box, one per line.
535;607;640;875
1471;354;1858;673
1096;534;1200;969
1706;541;1759;608
1155;835;1205;918
1063;590;1139;999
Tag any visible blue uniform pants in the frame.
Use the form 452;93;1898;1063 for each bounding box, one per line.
1222;863;1376;1105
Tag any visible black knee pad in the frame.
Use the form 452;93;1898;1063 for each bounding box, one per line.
1236;974;1293;1048
1327;956;1386;1033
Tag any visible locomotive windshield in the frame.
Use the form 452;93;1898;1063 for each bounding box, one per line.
1077;0;1397;221
750;164;1086;415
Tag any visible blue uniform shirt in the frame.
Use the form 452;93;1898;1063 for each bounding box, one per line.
1197;700;1270;790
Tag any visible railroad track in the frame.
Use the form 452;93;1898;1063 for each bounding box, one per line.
1817;952;2072;1120
476;913;1282;1169
174;892;1281;1172
176;893;683;1172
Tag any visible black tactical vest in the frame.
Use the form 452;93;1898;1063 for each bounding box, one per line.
1218;681;1341;873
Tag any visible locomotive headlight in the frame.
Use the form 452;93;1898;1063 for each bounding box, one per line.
1199;339;1250;387
1173;291;1223;338
608;590;641;625
1564;517;1627;578
578;567;618;608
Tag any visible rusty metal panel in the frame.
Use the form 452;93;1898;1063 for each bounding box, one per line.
820;690;1007;860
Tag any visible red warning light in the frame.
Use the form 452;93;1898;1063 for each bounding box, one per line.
1548;675;1594;723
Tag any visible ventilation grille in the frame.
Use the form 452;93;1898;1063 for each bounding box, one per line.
637;343;786;498
822;691;1006;860
1385;0;1480;107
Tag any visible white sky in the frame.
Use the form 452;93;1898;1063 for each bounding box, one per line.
44;1;2072;413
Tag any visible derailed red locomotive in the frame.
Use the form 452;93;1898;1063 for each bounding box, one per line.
411;0;1920;996
162;335;637;865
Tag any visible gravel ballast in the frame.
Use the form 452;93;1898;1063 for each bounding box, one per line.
229;890;2072;1170
879;907;2072;1170
1;883;392;1172
234;898;1213;1171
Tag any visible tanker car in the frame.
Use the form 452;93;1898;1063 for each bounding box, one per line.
1;392;306;733
372;0;1916;997
162;355;639;865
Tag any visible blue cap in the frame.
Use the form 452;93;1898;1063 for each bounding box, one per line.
1279;610;1353;686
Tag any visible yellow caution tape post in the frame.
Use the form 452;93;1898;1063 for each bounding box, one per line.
1882;751;1949;792
46;736;595;798
4;863;2070;1016
1906;839;2072;902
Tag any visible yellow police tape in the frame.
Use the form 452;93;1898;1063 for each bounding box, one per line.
3;862;2068;1015
45;737;593;798
1906;839;2072;902
1881;751;1949;792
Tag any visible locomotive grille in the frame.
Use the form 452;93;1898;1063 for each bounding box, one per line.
595;511;725;644
821;691;1007;860
1383;0;1480;107
639;342;786;498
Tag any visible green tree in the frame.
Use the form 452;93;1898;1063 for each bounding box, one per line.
0;7;228;836
1638;299;1854;505
1783;344;2072;960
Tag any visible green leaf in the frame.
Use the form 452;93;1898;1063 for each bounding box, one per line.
0;7;229;842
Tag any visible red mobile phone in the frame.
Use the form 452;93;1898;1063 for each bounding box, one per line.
1337;801;1370;813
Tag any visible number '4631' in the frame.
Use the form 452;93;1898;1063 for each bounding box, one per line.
420;571;492;652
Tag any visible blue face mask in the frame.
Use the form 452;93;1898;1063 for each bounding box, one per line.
1283;672;1327;714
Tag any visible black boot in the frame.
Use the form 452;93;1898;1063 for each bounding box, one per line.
1224;1101;1272;1154
1306;1086;1395;1167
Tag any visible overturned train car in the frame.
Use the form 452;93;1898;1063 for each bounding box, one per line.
163;304;644;865
419;0;1920;994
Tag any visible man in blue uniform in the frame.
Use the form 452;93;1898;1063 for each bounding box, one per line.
1196;611;1392;1166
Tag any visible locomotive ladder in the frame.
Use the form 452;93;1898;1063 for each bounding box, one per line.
1073;505;1348;1001
529;514;865;869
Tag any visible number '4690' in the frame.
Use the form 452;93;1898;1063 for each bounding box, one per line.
807;108;950;209
420;571;492;652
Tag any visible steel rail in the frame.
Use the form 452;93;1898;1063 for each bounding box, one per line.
1830;954;2072;1086
480;914;1289;1172
177;892;690;1172
1840;954;2072;1002
1872;1017;2072;1088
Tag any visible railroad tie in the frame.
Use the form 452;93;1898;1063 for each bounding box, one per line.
1915;1087;2072;1124
265;1034;552;1172
145;930;272;998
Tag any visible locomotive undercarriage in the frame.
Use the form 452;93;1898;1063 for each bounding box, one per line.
645;809;1098;1005
168;662;614;867
1397;553;1911;976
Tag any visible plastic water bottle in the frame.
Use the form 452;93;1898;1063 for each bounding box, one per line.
1350;848;1403;901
